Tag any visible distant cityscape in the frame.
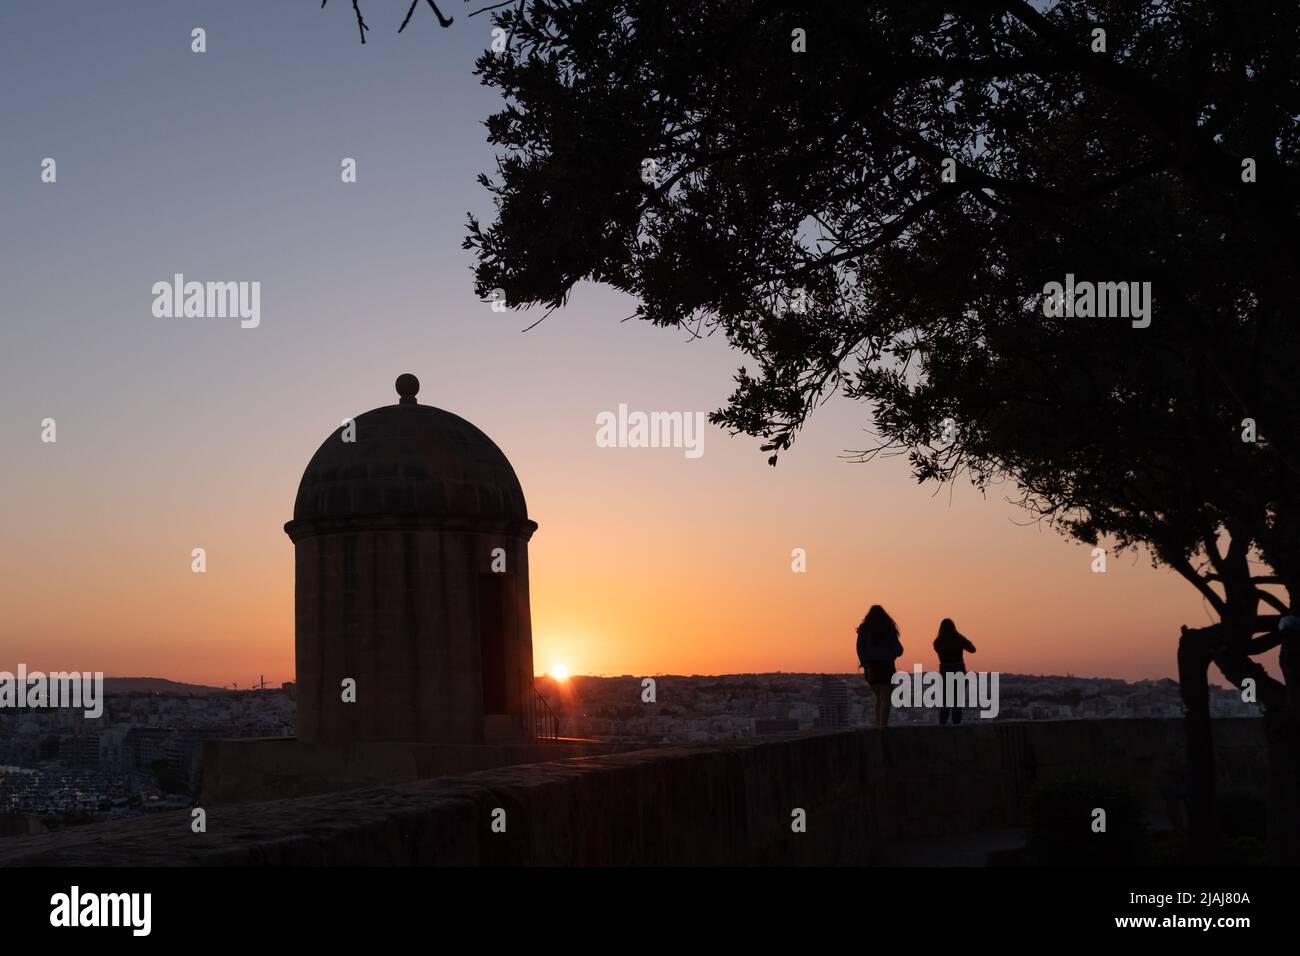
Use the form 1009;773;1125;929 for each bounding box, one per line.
0;678;293;837
536;672;1257;744
0;672;1254;835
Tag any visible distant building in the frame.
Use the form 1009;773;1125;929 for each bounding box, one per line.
58;732;99;768
98;726;130;770
163;729;213;788
125;727;171;770
816;676;850;729
753;718;800;735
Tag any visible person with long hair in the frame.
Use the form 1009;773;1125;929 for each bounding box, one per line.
933;618;977;725
856;604;903;728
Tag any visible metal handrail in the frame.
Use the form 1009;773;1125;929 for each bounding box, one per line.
529;686;560;740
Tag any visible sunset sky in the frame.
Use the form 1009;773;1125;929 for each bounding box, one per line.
0;2;1253;688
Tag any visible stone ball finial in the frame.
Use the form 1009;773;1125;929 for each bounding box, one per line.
395;373;420;405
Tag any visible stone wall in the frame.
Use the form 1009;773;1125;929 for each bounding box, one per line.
292;529;535;745
200;737;637;803
0;719;1267;866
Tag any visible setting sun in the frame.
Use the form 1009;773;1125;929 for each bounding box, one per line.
549;663;571;681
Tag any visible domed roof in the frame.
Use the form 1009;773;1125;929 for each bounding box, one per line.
284;375;536;541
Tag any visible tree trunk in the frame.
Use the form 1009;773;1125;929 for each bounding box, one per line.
1208;624;1299;863
1265;634;1300;863
1178;624;1220;862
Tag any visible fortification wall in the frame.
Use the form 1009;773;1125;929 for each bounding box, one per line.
0;719;1266;866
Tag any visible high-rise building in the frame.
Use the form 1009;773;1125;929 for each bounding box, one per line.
816;675;850;729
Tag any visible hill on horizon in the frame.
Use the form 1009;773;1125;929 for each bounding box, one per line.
103;677;227;696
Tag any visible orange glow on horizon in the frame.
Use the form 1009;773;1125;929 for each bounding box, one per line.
2;3;1281;695
1;298;1272;690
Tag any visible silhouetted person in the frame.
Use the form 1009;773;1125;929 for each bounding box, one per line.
856;605;903;728
933;618;976;725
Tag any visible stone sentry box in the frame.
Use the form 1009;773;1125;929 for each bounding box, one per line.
284;374;538;745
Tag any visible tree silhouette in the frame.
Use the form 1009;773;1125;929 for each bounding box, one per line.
323;0;456;43
463;0;1300;860
321;0;523;42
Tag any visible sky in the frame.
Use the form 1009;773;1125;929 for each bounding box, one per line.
0;1;1248;688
